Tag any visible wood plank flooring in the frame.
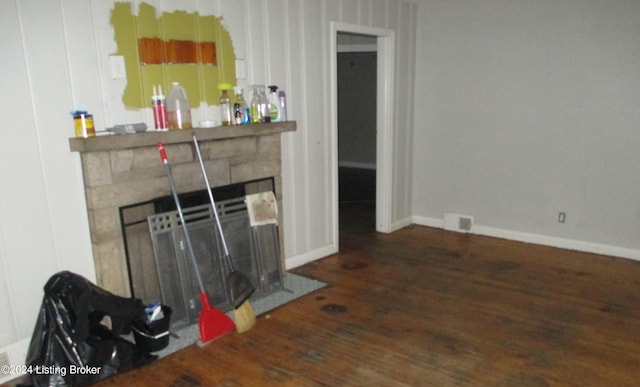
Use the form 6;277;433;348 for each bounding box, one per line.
9;201;640;386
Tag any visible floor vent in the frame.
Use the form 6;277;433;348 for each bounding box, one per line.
444;213;474;233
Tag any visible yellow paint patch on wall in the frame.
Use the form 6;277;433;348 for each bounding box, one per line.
111;2;236;109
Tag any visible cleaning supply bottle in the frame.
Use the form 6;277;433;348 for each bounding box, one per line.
233;86;250;125
257;85;270;123
218;83;233;126
278;90;287;122
250;85;262;123
268;85;280;122
166;82;192;130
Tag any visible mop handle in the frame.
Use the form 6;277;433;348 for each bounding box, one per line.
158;142;206;293
192;134;232;260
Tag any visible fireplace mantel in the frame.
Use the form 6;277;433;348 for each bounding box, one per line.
69;121;295;296
69;121;296;152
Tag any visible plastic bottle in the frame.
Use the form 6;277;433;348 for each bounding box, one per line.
268;85;280;122
233;86;250;125
166;82;192;130
250;85;262;123
218;83;233;126
257;86;270;123
278;90;287;122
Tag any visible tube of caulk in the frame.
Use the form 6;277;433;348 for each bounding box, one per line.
152;85;161;130
157;85;168;130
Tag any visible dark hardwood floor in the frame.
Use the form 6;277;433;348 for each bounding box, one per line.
338;167;376;203
8;201;640;386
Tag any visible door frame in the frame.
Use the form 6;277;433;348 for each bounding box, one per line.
329;22;395;242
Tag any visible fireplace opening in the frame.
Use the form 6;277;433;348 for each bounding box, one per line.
119;177;281;328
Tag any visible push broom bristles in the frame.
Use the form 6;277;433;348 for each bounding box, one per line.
234;300;256;334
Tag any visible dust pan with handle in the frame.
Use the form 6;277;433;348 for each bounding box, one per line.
192;133;256;333
157;142;235;345
197;293;235;344
192;133;255;308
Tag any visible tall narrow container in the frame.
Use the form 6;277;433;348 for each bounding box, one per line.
278;90;287;122
250;85;262;123
250;85;270;123
218;83;233;126
158;85;168;130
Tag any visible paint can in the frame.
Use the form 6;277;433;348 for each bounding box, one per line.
72;110;96;138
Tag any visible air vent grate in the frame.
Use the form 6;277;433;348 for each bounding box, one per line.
444;213;474;233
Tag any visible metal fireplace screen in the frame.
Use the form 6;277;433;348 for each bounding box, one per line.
147;196;282;329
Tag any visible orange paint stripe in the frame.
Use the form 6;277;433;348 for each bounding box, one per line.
138;37;217;65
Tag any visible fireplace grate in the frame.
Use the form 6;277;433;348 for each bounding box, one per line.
148;196;282;329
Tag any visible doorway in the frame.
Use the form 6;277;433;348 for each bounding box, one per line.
330;22;395;246
337;35;377;203
337;33;377;229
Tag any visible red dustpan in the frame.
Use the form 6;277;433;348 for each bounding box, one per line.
198;293;235;343
158;142;235;345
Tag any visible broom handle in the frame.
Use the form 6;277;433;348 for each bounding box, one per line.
158;142;206;293
192;134;234;268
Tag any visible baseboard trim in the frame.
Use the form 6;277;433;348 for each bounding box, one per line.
338;161;376;170
412;216;640;261
0;338;31;384
286;244;339;270
284;216;640;270
388;216;413;233
413;216;443;229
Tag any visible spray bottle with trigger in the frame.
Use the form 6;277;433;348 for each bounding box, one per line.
268;85;280;122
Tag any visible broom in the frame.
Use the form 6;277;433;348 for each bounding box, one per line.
192;133;256;333
157;142;235;345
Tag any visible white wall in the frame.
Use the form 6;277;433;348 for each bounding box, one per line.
414;0;640;256
0;0;98;373
0;0;417;375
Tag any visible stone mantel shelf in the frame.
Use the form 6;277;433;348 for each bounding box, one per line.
69;121;296;153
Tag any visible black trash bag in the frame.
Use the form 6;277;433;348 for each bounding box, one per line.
21;271;156;387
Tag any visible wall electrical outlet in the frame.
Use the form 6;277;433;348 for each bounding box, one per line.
558;212;566;223
110;55;127;79
235;59;247;79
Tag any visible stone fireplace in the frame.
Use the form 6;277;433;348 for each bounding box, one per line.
69;122;295;297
